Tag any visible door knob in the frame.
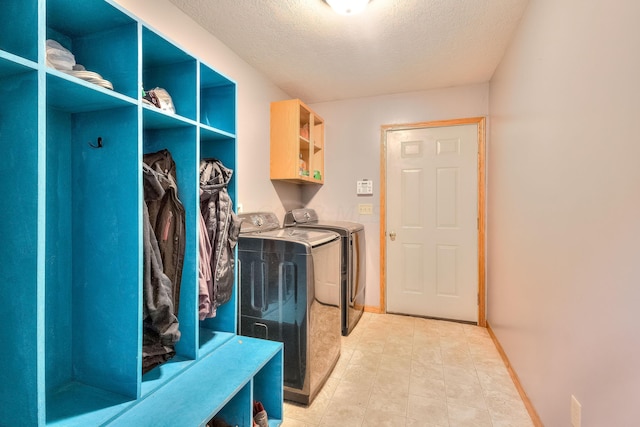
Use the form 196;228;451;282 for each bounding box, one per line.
389;231;396;241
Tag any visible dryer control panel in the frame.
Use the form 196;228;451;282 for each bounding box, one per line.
238;212;281;233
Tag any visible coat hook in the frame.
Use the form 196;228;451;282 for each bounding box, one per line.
89;137;103;149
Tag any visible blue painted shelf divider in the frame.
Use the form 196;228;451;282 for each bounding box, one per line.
0;1;283;426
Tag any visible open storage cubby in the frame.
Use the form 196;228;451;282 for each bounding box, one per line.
1;1;38;62
1;1;283;426
199;134;238;357
142;28;197;122
200;63;236;135
206;340;284;427
47;0;139;100
45;102;141;425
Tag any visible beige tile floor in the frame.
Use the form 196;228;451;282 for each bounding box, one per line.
281;312;534;427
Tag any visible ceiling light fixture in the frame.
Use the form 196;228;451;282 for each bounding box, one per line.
324;0;371;15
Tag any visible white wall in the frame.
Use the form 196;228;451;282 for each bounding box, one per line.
112;0;299;219
488;0;640;425
309;84;489;308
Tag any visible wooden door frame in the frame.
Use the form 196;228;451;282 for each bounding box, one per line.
379;117;486;327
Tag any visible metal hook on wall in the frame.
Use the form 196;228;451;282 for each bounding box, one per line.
89;137;103;149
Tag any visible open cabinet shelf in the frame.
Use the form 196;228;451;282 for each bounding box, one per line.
0;1;283;426
270;98;325;184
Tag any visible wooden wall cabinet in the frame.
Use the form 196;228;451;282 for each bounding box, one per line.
270;99;324;184
0;1;283;426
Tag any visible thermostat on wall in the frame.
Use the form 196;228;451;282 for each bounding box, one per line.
357;179;373;195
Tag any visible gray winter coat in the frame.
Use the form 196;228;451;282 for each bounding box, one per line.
142;163;181;373
199;159;241;318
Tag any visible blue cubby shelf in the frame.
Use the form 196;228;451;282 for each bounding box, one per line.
143;104;198;129
46;70;137;113
1;0;283;426
0;50;38;78
200;123;236;142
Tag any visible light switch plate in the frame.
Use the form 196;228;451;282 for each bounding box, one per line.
358;204;373;215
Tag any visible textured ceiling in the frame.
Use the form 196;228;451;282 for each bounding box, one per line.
167;0;529;103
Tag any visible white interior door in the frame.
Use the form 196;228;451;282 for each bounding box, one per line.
386;124;478;322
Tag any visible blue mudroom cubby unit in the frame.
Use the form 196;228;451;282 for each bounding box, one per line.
0;1;284;426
